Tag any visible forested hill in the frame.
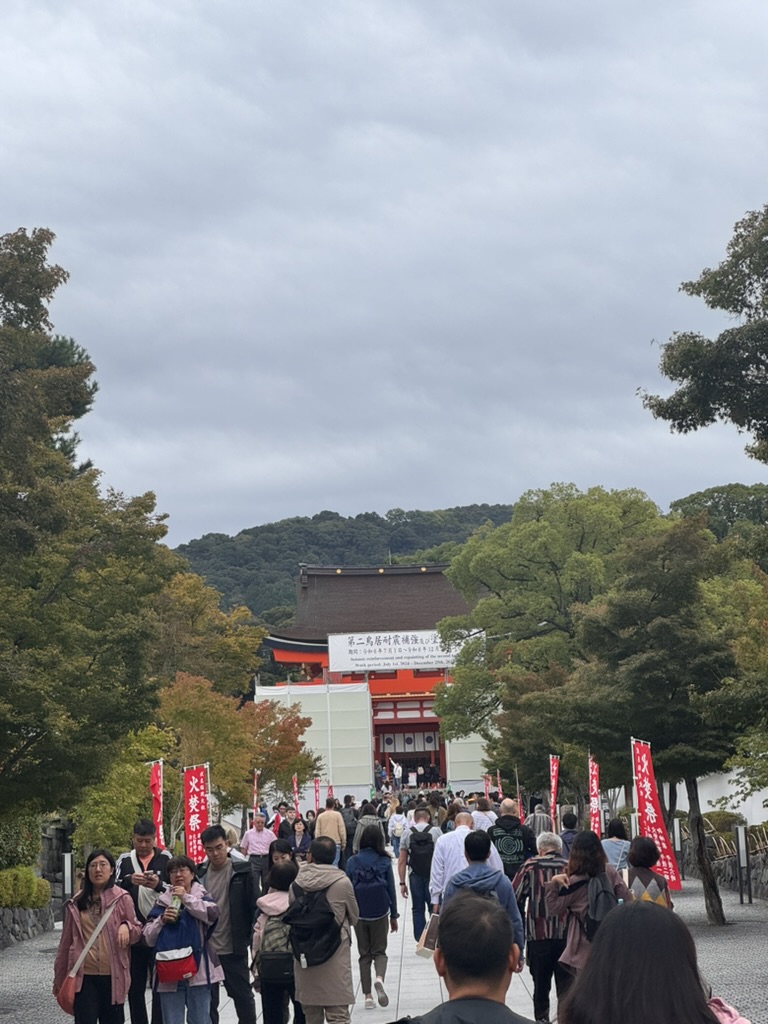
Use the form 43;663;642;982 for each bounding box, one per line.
175;504;514;618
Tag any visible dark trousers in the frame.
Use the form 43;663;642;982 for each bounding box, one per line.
248;854;269;892
354;916;389;995
261;980;306;1024
128;942;163;1024
408;872;431;942
527;939;569;1021
210;952;257;1024
74;975;124;1024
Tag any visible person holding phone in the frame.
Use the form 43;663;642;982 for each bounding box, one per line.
115;820;171;1024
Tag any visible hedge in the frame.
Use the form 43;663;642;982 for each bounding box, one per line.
0;867;50;909
0;809;43;870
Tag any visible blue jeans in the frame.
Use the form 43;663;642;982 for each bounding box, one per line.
333;843;341;867
160;982;211;1024
391;836;401;858
409;872;431;942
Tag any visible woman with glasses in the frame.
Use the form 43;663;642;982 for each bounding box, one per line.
53;848;141;1024
143;854;223;1023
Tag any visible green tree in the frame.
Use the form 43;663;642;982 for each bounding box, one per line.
434;484;662;739
643;204;768;462
565;519;746;925
0;228;177;814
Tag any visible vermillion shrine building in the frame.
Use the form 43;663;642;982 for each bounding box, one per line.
260;564;487;801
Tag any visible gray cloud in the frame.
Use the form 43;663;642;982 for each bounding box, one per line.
3;0;768;544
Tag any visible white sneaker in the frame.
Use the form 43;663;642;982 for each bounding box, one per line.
365;996;375;1010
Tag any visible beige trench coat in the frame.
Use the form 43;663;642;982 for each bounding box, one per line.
291;863;359;1007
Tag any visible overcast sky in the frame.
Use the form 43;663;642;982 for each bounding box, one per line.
4;1;768;546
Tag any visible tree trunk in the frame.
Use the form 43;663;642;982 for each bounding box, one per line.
668;781;677;824
685;776;726;926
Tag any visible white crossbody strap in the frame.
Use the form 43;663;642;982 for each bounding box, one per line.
68;900;119;978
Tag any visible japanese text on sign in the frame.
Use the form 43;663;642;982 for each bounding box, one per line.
631;739;682;891
184;765;209;863
328;630;464;672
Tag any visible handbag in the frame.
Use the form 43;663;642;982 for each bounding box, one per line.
55;901;119;1015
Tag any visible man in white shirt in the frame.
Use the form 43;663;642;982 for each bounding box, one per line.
429;812;503;910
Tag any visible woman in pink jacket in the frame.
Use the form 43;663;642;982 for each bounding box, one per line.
53;848;142;1023
142;854;223;1024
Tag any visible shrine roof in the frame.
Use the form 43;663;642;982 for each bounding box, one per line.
267;563;470;643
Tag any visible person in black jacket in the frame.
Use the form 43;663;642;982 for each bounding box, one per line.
199;824;260;1024
115;819;171;1024
396;892;534;1024
488;800;537;880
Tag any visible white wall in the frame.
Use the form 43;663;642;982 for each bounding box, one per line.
670;772;768;824
444;734;486;791
255;683;373;794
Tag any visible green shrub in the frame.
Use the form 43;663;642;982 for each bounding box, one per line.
0;866;50;908
703;810;746;833
31;877;51;908
0;809;42;870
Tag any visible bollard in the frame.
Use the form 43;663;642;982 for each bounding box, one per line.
733;826;753;905
63;851;74;900
673;817;685;881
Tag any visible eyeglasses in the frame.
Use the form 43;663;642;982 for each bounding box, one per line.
89;861;112;871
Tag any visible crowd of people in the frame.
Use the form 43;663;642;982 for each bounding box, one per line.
52;792;749;1024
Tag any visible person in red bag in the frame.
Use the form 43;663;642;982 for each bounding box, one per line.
53;848;142;1024
143;855;224;1024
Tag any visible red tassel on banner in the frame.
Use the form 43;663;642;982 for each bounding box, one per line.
149;761;165;850
253;769;260;822
632;739;682;891
292;773;300;814
314;777;320;812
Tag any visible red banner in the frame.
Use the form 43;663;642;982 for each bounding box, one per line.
183;764;209;863
496;770;503;799
314;777;320;812
292;773;300;813
631;739;682;891
588;755;601;835
149;761;165;850
483;774;490;798
253;769;260;822
327;784;334;801
549;755;560;824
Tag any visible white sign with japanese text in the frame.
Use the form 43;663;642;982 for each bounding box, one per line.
328;629;463;672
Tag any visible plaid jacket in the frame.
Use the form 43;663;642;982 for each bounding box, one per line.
512;852;568;942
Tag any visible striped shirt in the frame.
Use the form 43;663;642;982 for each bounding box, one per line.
513;852;568;942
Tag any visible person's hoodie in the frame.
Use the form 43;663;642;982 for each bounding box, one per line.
442;862;524;955
251;888;290;960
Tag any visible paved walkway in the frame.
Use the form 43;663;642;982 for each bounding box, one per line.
1;878;765;1023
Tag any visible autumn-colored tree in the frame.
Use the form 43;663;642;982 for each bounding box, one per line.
149;572;265;695
159;673;321;842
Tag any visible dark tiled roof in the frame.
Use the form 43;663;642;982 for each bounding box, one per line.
270;564;470;642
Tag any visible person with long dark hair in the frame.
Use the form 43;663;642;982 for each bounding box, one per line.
601;818;630;870
558;901;749;1024
544;830;630;979
346;824;399;1009
53;849;141;1024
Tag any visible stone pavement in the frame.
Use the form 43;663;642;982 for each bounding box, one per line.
1;878;766;1024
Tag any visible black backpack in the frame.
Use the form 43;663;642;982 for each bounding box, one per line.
282;881;342;968
407;827;435;879
571;873;620;940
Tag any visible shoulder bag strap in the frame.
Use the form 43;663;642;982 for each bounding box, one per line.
68;899;120;978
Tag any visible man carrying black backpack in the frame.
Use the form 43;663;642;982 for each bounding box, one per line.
285;836;359;1024
397;807;442;942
